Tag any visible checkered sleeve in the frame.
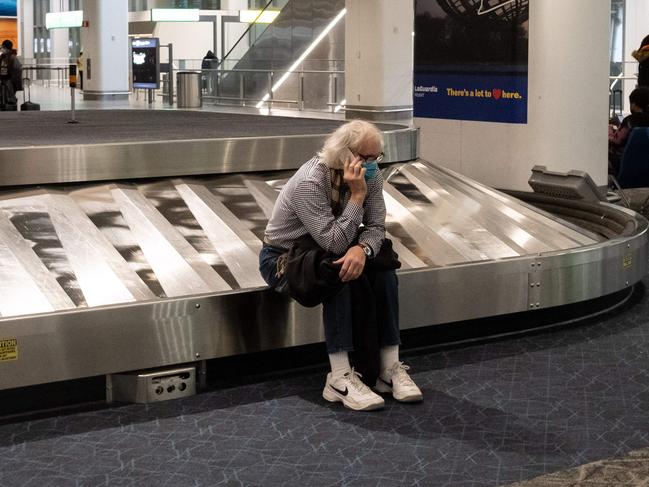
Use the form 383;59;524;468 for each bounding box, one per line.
358;174;386;256
293;170;365;255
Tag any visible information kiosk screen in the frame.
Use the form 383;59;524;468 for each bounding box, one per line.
132;38;160;89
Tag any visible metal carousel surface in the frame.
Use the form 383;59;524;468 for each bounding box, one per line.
0;111;645;390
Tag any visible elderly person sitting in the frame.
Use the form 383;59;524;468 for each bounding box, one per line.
259;120;422;411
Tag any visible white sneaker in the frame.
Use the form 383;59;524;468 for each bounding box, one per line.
322;369;385;411
375;362;423;402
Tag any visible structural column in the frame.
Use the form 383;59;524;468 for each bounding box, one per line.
344;0;413;121
18;0;34;58
81;0;129;100
50;0;70;62
415;0;610;190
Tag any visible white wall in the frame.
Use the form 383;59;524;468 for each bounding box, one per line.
154;21;213;63
416;0;610;191
345;0;413;108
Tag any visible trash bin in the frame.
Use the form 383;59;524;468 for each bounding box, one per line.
176;71;202;108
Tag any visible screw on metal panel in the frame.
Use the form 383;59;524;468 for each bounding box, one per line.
530;303;534;308
536;303;540;308
626;281;629;286
531;263;535;267
195;352;201;358
195;303;201;309
530;283;534;288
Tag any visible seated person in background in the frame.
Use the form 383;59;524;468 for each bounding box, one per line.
259;120;423;412
0;39;22;109
609;87;649;175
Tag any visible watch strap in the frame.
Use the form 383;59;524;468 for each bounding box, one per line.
359;243;373;258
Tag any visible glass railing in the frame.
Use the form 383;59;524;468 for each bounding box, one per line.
199;65;345;112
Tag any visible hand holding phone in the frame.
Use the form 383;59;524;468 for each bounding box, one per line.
342;148;367;199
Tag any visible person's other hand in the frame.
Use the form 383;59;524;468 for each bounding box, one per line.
343;156;367;198
333;245;366;282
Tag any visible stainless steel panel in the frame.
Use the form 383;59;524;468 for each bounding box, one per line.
383;182;484;264
399;164;552;255
396;165;521;260
243;178;280;219
0;211;74;315
432;164;597;246
0;157;646;390
386;230;426;270
0;128;418;187
0;223;645;390
111;187;231;296
174;182;265;289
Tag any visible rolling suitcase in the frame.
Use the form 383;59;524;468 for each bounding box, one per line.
20;78;40;111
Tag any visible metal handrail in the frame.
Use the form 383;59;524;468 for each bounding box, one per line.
203;68;344;75
200;66;345;112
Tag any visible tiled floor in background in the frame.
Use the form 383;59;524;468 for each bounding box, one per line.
1;279;648;487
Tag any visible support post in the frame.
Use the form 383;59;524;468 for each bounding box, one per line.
68;64;79;124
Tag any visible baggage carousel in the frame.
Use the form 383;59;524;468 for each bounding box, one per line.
0;110;645;390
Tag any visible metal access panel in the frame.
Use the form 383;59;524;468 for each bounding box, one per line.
111;366;196;404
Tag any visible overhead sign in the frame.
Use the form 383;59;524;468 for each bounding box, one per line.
151;8;199;22
45;10;83;29
0;0;17;18
132;37;160;89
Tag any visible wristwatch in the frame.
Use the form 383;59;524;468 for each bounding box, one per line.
358;243;373;258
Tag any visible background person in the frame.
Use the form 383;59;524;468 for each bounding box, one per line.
0;39;22;110
201;50;218;95
632;35;649;88
77;51;84;91
259;120;423;412
609;87;649;175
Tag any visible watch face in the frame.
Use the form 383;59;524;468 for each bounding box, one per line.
362;245;371;256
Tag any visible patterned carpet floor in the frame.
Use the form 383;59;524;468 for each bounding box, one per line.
1;279;649;487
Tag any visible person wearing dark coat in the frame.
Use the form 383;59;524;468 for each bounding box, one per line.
609;87;649;175
201;50;219;95
259;120;423;412
632;35;649;88
0;39;22;110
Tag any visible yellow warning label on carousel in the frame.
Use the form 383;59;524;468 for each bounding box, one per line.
0;338;18;362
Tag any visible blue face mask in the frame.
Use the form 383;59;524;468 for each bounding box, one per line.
362;160;379;181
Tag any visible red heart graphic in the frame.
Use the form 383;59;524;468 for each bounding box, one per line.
492;88;502;100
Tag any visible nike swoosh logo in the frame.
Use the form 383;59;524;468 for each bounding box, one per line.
330;385;349;396
379;377;393;388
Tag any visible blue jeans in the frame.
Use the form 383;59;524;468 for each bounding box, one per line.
259;244;401;354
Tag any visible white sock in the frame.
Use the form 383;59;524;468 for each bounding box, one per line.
380;345;400;377
328;351;352;379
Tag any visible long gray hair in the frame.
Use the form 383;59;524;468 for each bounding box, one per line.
318;120;384;169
